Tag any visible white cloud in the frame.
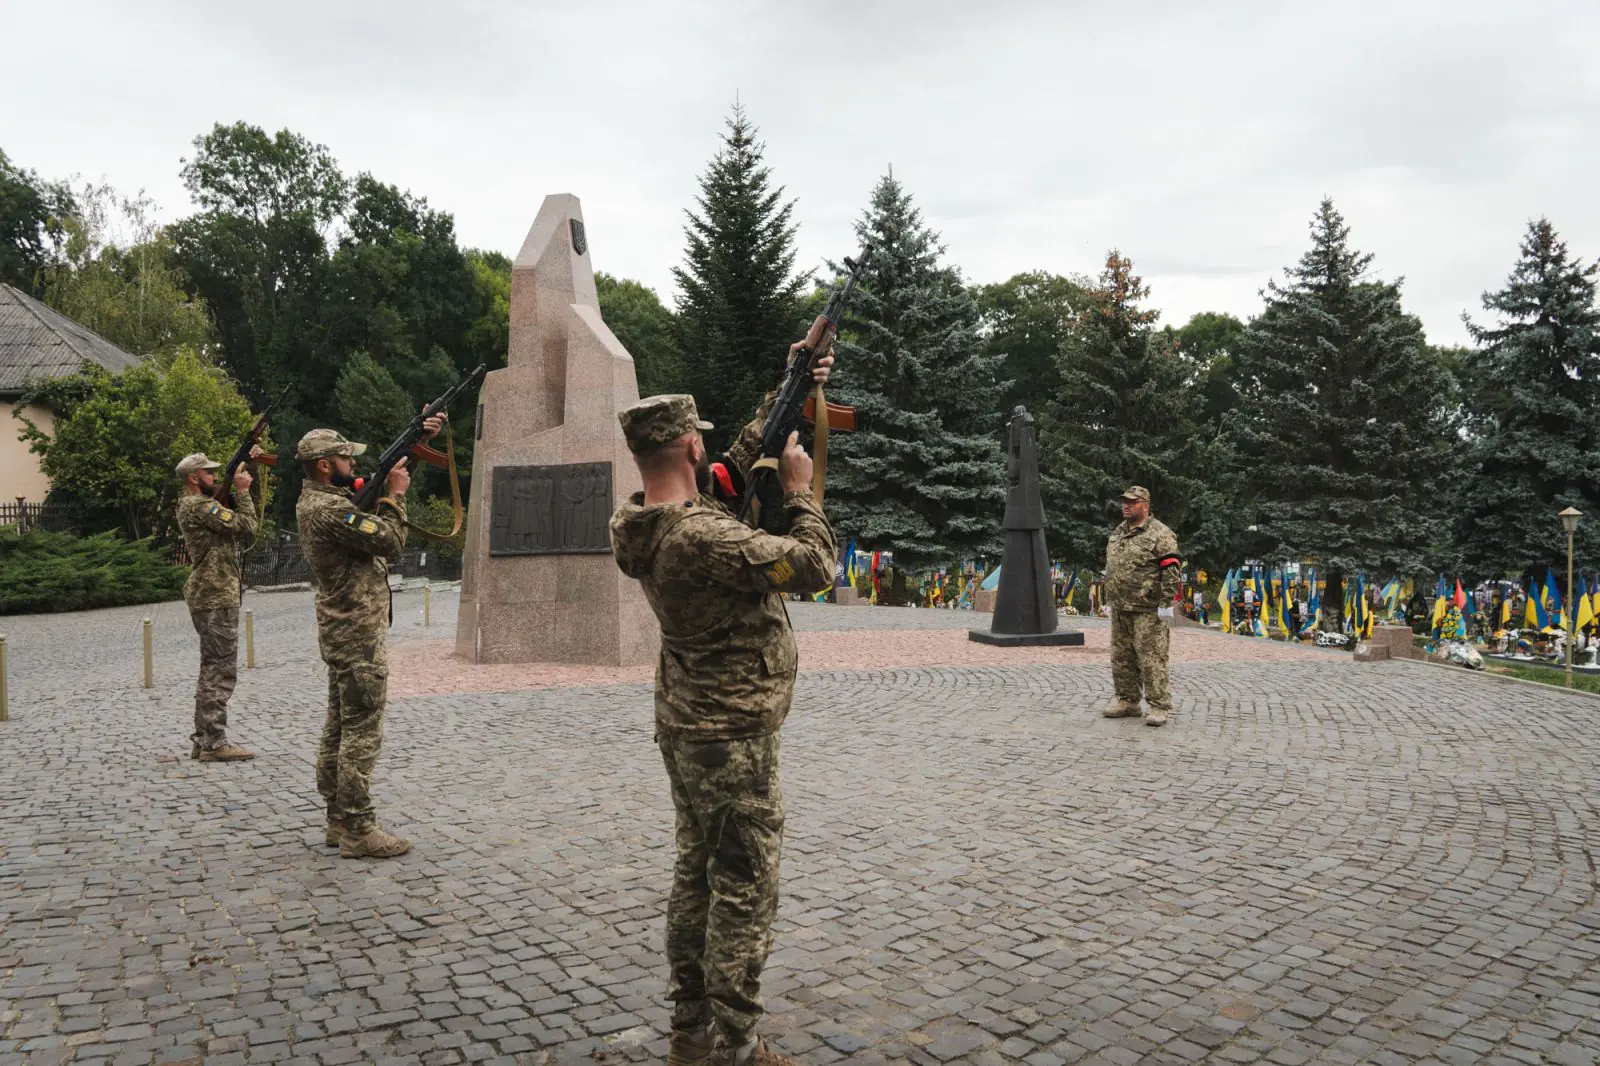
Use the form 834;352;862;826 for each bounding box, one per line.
3;0;1596;345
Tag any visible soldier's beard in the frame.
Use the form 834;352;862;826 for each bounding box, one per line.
331;472;359;489
694;452;712;496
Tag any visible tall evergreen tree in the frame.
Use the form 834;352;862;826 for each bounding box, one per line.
1231;200;1454;623
826;173;1006;568
671;105;807;451
1456;219;1600;576
1038;253;1224;568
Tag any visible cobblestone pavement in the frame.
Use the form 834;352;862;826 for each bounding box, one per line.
2;592;1599;1065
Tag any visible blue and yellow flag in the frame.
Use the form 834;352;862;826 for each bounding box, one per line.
1576;573;1595;632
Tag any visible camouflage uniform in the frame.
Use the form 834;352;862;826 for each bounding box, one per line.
610;394;835;1051
1104;486;1181;717
174;457;259;753
294;430;407;841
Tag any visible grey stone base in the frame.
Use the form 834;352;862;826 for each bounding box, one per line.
968;629;1085;647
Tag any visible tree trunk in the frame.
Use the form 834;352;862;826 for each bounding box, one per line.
1322;568;1345;632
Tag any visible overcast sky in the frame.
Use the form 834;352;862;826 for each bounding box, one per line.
4;0;1597;347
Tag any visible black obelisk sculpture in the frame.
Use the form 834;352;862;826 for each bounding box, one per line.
970;407;1084;647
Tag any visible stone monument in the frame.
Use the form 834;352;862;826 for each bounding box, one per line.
454;194;658;666
969;407;1084;647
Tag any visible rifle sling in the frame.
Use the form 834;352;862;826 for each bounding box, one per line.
401;426;466;543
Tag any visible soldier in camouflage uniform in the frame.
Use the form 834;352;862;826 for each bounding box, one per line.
610;348;836;1066
1103;485;1183;727
175;451;262;762
296;417;440;859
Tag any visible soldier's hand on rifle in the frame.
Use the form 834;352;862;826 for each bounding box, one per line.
779;431;813;494
233;465;254;492
386;457;413;497
788;340;836;385
248;444;266;462
422;406;447;441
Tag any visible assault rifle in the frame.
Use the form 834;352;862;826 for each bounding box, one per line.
212;384;291;508
736;246;872;525
350;365;486;512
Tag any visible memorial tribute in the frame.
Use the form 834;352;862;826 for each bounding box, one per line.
970;406;1084;647
454;195;658;666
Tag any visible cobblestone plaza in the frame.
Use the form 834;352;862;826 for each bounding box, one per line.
2;592;1597;1065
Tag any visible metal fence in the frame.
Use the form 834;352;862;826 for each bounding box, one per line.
0;501;80;534
238;545;462;588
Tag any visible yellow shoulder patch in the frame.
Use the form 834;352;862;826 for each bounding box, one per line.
359;518;378;535
208;502;235;523
764;557;796;587
344;512;379;535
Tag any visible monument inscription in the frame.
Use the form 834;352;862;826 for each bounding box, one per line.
489;462;613;555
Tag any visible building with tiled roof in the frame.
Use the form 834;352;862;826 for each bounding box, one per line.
1;283;144;501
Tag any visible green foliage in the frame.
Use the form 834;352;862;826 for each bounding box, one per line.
826;173;1006;568
334;352;415;450
596;271;684;395
672;105;808;451
1037;253;1227;567
0;527;187;614
404;495;465;560
40;182;216;361
1166;310;1246;432
977;271;1089;416
1456;220;1600;576
17;349;255;539
171;123;348;406
0;147;74;295
1230;200;1455;619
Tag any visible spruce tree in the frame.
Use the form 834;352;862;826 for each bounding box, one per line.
1457;219;1600;576
825;173;1006;569
671;105;807;452
1037;253;1224;567
1231;200;1454;623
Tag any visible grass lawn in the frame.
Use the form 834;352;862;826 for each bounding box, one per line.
1484;661;1600;695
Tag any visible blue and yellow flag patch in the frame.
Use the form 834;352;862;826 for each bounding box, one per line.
344;512;379;536
207;502;234;523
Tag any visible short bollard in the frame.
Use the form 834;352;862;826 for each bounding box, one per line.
142;617;153;688
0;633;9;722
245;609;256;669
424;585;431;627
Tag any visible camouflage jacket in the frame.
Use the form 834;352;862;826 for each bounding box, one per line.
1104;517;1181;613
296;481;407;663
176;490;259;611
611;475;836;740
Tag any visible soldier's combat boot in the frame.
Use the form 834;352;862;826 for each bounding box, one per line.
1102;702;1141;718
340;825;412;859
190;743;201;760
720;1036;804;1066
324;819;347;848
1145;708;1169;727
668;1025;714;1066
198;742;256;762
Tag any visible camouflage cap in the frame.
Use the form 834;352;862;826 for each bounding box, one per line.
175;452;221;478
295;428;368;460
1119;485;1152;504
618;394;713;454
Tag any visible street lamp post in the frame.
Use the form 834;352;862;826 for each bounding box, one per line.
1560;506;1582;688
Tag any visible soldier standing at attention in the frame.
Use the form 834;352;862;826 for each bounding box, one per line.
295;416;440;859
1102;485;1183;726
175;451;262;762
609;355;836;1066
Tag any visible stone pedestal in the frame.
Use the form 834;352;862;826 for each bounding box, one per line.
1371;624;1417;661
970;407;1084;648
835;587;865;607
454;194;658;666
974;589;998;614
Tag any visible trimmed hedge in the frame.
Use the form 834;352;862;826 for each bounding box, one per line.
0;528;188;614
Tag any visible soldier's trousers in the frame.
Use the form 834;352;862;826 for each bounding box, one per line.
190;608;238;750
1110;608;1171;711
316;654;388;835
658;730;784;1045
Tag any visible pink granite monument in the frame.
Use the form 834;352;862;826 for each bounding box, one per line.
454;194;658;666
